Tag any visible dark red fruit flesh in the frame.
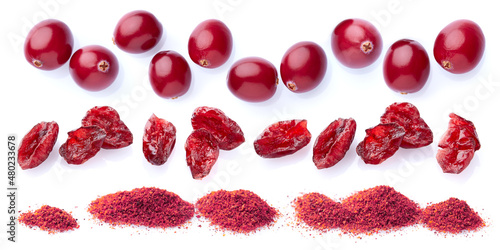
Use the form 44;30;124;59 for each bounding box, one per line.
227;57;278;102
356;123;405;165
24;19;74;70
185;129;220;179
113;10;163;54
69;45;119;91
280;41;327;93
81;106;133;149
331;18;382;69
191;106;245;150
254;119;312;158
383;39;430;94
380;102;433;148
59;126;106;165
313;118;356;169
434;19;485;74
18;121;59;170
149;50;192;99
188;19;233;68
436;113;480;174
143;114;176;166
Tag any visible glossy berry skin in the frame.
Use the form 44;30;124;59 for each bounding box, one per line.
383;39;430;94
433;19;485;74
227;57;278;102
331;18;382;69
113;10;163;54
69;45;119;91
188;19;233;68
280;41;327;93
24;19;74;70
149;50;192;99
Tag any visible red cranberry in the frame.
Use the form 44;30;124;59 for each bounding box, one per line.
113;10;163;54
227;57;278;102
433;19;485;74
331;18;382;69
280;41;327;93
383;39;430;94
149;50;192;99
188;19;233;68
24;19;74;70
69;45;119;91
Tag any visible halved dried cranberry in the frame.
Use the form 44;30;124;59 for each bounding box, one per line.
18;121;59;170
436;113;480;174
313;118;356;169
380;102;433;148
185;129;220;179
254;119;312;158
356;123;405;164
143;114;176;166
81;106;133;149
191;106;245;150
59;126;106;165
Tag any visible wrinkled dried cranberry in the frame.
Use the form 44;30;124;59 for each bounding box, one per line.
380;102;433;148
185;129;219;179
191;106;245;150
254;119;312;158
313;118;356;169
59;126;106;165
436;113;480;174
18;121;59;170
356;123;405;164
143;114;176;166
81;106;133;149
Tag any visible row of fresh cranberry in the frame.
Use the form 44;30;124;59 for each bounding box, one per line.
18;103;480;178
24;11;485;101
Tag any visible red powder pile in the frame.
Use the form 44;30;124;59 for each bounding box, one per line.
88;187;194;228
19;205;79;234
196;189;278;233
341;185;421;234
421;197;484;233
293;192;351;231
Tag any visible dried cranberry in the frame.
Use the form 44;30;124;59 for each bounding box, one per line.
356;123;405;164
191;106;245;150
185;129;220;179
380;102;433;148
59;126;106;165
143;114;176;166
313;118;356;169
436;113;480;174
81;106;133;149
254;119;312;158
18;121;59;170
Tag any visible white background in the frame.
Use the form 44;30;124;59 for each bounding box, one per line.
1;0;499;249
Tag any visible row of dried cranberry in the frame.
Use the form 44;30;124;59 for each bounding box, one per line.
18;102;479;177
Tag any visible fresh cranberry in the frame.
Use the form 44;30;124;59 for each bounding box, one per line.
331;18;382;69
188;19;233;68
24;19;74;70
69;45;119;91
433;19;485;74
280;41;327;93
113;10;163;54
149;50;192;99
227;57;278;102
383;39;430;94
